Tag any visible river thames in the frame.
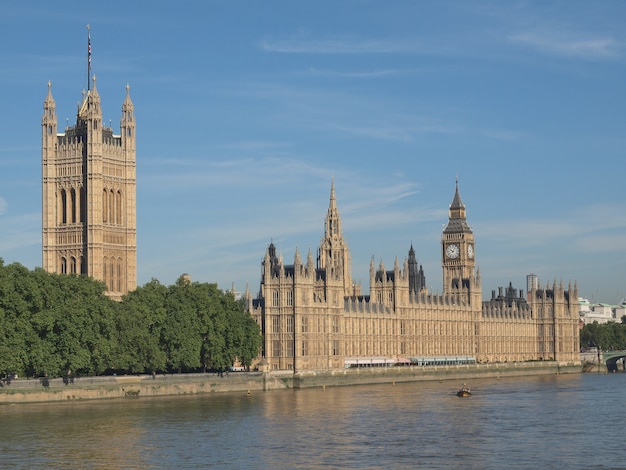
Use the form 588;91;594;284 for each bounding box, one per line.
0;372;624;469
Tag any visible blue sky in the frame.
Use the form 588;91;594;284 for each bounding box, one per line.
1;1;624;303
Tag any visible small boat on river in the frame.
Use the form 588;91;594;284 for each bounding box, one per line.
457;383;471;397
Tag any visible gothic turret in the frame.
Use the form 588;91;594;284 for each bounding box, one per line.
121;84;135;153
408;244;426;296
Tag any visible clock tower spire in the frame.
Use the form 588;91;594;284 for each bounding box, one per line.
442;178;477;297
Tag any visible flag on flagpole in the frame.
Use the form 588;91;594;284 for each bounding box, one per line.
87;24;91;90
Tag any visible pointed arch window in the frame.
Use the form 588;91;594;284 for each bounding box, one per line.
103;189;108;223
70;188;77;223
117;259;123;292
108;190;114;225
110;260;115;292
116;190;122;224
272;290;279;307
70;256;77;274
60;257;67;274
61;189;67;224
79;186;85;223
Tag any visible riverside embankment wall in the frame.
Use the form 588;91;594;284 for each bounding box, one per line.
292;361;581;388
0;372;288;404
0;362;581;404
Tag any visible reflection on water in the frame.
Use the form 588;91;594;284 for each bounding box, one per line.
0;373;624;469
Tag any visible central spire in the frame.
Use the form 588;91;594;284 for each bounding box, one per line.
330;175;336;211
325;176;341;238
317;178;354;294
444;178;472;234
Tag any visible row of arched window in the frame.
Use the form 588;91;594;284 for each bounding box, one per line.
58;255;125;293
57;186;124;225
60;256;83;274
59;187;82;224
272;290;294;307
103;188;123;224
103;257;125;293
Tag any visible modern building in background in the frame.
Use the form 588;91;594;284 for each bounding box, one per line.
526;273;538;302
578;297;626;325
41;76;137;299
248;181;581;371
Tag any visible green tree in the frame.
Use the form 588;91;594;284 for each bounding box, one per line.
581;321;626;351
161;278;204;372
0;261;35;377
0;261;262;378
114;279;167;373
224;295;262;370
238;311;262;370
30;269;116;376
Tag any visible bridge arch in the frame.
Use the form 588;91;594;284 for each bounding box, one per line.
604;352;626;372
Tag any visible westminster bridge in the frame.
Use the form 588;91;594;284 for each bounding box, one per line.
603;351;626;372
581;350;626;372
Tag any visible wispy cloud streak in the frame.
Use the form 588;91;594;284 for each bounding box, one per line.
260;36;443;55
509;32;622;60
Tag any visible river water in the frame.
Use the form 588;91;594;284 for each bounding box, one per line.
0;372;624;469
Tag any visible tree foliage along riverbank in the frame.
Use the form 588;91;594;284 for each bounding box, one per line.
580;318;626;352
0;259;262;378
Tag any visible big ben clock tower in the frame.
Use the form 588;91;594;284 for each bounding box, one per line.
442;179;476;296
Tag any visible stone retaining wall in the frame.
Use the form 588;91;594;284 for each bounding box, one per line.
292;361;581;388
0;372;285;404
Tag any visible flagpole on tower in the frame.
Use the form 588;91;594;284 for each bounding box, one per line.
87;24;91;91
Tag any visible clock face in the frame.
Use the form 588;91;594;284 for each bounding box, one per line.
445;243;460;259
467;244;474;259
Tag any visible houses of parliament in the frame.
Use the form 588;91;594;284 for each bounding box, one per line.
246;180;581;371
41;42;580;371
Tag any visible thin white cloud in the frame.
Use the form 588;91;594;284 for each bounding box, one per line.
479;202;626;249
260;35;443;55
573;234;626;254
217;141;293;152
141;168;426;253
140;156;331;191
304;67;402;78
212;80;521;144
480;128;527;141
336;125;414;143
509;32;621;60
337;119;460;142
